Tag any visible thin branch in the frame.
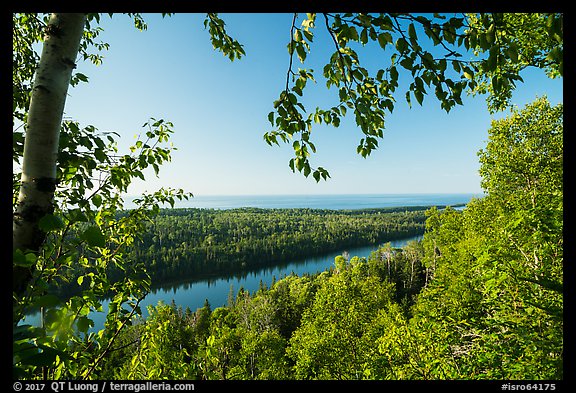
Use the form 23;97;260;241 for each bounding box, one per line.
82;293;147;379
285;13;298;93
323;13;355;90
106;338;140;354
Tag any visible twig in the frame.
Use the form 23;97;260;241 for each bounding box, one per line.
81;293;147;379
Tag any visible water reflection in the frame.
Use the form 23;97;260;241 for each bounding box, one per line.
146;234;423;312
22;234;423;330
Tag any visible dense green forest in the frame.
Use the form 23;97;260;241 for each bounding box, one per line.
132;207;426;281
53;206;428;297
99;239;428;379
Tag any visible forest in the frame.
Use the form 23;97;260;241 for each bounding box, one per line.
13;13;562;382
96;99;563;380
98;238;430;379
130;206;428;281
51;206;428;297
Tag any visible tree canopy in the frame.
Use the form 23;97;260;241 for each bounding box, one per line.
12;12;562;380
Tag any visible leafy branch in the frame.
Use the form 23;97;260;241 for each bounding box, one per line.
204;13;246;61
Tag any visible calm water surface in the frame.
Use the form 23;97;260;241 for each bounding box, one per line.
127;193;481;210
22;235;422;331
23;194;481;330
145;234;423;314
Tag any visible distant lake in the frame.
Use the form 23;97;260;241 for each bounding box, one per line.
23;193;481;330
126;192;483;210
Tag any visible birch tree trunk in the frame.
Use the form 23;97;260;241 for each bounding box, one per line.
13;13;86;293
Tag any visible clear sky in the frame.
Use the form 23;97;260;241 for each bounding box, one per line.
62;13;563;197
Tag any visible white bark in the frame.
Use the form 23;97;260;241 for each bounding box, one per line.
13;13;86;291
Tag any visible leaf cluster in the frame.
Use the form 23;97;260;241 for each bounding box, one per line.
13;13;191;379
264;12;562;180
13;118;190;379
204;13;246;61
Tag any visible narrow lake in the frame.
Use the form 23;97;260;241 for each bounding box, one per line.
22;193;479;330
22;234;421;331
146;234;423;314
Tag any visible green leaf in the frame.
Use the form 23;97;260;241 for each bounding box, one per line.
13;249;37;268
296;44;307;63
408;23;417;42
74;72;89;83
94;148;107;163
31;294;61;309
38;214;64;232
395;37;408;53
377;32;392;49
390;65;399;79
486;24;495;44
76;316;93;333
505;44;519;63
67;208;89;223
295;157;304;172
414;89;424;105
360;28;368;45
13;325;44;342
92;194;102;208
546;46;562;63
293;29;302;42
400;57;413;71
20;347;61;367
313;170;321;182
438;58;447;72
452;60;461;73
81;226;106;248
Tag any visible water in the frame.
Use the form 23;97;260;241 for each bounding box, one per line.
127;193;482;210
22;193;481;330
21;235;422;331
143;234;422;314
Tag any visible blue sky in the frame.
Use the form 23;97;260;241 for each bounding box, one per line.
63;13;563;197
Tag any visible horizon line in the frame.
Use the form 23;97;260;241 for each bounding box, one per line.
125;191;485;198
